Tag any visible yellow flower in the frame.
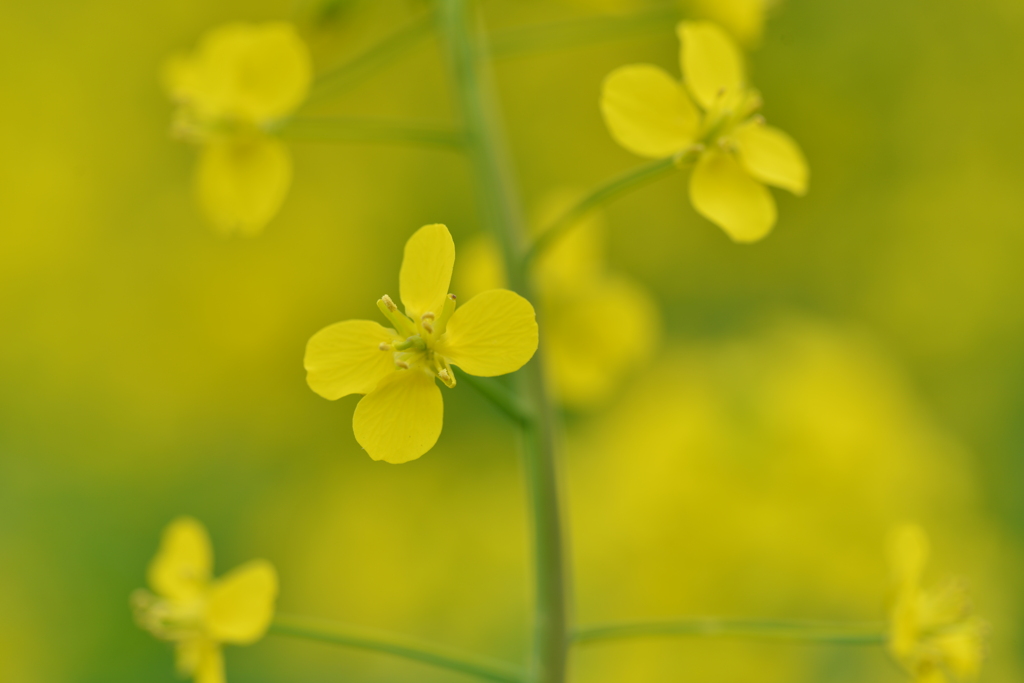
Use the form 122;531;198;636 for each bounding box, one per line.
132;517;278;683
601;20;808;242
304;224;539;464
687;0;772;48
888;524;987;683
163;22;312;235
457;194;659;410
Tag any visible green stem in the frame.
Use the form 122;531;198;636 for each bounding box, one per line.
277;116;465;148
303;12;436;108
437;2;569;683
460;373;534;424
490;6;681;59
573;619;888;645
270;614;524;683
525;150;695;265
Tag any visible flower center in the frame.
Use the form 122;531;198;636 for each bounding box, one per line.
376;293;458;388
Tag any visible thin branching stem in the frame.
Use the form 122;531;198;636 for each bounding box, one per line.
277;116;465;148
460;374;534;424
525;150;696;265
270;614;525;683
304;12;436;107
573;618;888;645
490;5;681;59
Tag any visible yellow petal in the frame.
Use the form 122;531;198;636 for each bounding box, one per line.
305;320;397;399
399;224;455;320
175;639;221;680
889;523;930;588
148;517;212;601
733;121;809;195
453;234;507;300
937;618;986;680
206;559;278;644
689;0;767;48
600;65;700;158
353;371;443;464
435;289;539;377
546;276;660;410
194;642;225;683
678;21;746;111
187;22;311;122
195;135;292;236
689;148;776;242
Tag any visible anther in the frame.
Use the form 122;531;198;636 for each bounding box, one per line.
422;320;434;334
752;114;766;126
379;342;391;351
382;294;398;312
421;312;435;321
395;360;410;370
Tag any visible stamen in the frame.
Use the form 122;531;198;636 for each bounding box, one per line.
421;312;435;321
752;114;766;126
381;294;398;312
379;342;391;351
434;293;458;336
422;320;434;334
395;360;410;370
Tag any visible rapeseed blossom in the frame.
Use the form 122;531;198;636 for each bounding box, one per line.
305;224;539;464
888;524;987;683
457;195;659;409
163;22;312;235
132;517;278;683
601;21;807;241
688;0;771;47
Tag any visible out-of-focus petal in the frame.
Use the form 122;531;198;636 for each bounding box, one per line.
206;560;278;644
454;234;507;300
399;224;455;321
148;517;212;601
547;276;660;410
190;22;311;122
533;190;606;292
734;122;809;195
689;0;767;48
353;371;443;464
689;148;776;242
195;135;292;236
435;290;539;377
600;65;701;158
193;642;225;683
936;618;986;680
889;523;930;588
678;21;746;111
305;320;397;399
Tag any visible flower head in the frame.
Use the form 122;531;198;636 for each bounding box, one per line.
888;524;987;683
601;20;807;242
132;517;278;683
163;22;312;235
304;224;539;464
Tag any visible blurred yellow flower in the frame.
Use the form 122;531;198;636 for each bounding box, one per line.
687;0;772;47
888;524;987;683
457;196;659;410
163;22;312;235
601;21;807;242
305;224;539;464
132;517;278;683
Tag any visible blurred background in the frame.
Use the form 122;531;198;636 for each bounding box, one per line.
1;0;1023;681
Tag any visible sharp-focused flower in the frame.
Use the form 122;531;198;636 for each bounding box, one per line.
132;517;278;683
304;224;539;464
601;20;808;242
888;524;987;683
163;22;312;235
457;194;659;410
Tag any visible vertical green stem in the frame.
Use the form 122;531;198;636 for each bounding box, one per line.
437;3;568;683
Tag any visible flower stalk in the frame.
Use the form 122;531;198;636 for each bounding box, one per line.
271;614;525;683
573;618;888;645
437;2;569;682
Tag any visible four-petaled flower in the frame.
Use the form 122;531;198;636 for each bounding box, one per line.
304;223;539;464
888;524;987;683
132;517;278;683
163;22;312;235
601;20;808;242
